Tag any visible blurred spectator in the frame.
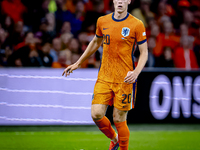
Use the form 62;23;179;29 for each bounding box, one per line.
78;32;90;52
85;0;113;14
179;23;194;49
154;21;180;57
7;32;43;67
60;32;74;50
52;50;68;68
14;31;41;51
0;46;12;67
55;0;83;36
32;0;50;32
172;0;190;29
24;0;50;32
150;23;160;38
146;17;157;38
7;43;42;67
180;23;188;36
45;13;56;37
174;35;199;69
52;37;80;68
61;21;72;34
55;0;70;32
50;37;62;62
157;46;174;68
150;24;163;57
68;38;81;64
183;10;194;28
70;0;85;36
75;0;85;19
40;42;53;67
156;1;173;26
131;0;155;27
85;23;96;40
82;0;105;33
34;18;53;44
1;15;14;35
11;21;26;46
0;27;9;50
156;1;167;23
182;10;199;37
27;43;44;67
146;37;156;67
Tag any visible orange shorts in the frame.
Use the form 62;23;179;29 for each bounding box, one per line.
92;79;137;111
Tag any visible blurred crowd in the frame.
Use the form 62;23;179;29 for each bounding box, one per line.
0;0;200;69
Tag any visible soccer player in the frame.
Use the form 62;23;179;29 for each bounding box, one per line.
62;0;148;149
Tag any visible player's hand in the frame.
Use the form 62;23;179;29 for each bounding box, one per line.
62;63;79;77
124;71;139;84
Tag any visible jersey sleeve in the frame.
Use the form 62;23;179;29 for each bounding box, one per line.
135;20;147;45
96;17;103;38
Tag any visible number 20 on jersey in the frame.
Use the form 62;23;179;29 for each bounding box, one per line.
103;34;110;45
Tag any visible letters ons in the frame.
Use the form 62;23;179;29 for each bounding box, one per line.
150;75;200;120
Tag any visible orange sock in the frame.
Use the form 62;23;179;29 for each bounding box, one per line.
94;116;117;139
114;121;130;150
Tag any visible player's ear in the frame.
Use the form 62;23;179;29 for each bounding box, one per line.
128;0;131;4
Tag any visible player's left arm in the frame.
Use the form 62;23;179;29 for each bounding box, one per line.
124;41;148;84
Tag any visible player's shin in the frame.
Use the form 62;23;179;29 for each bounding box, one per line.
114;121;130;150
94;116;117;140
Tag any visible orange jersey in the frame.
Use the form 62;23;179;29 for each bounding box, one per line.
96;13;147;83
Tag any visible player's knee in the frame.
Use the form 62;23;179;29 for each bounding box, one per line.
113;113;122;123
113;116;121;123
113;109;127;123
91;111;104;120
113;114;126;123
113;112;119;123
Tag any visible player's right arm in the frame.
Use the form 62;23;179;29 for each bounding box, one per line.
62;36;103;77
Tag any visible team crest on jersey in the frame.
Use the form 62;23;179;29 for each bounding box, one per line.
121;27;130;37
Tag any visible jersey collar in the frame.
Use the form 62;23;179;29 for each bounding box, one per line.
112;12;129;22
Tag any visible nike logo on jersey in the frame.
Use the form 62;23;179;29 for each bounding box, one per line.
103;28;109;30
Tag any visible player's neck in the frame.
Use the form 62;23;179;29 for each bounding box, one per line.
113;11;128;20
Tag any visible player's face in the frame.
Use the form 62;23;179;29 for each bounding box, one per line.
113;0;131;13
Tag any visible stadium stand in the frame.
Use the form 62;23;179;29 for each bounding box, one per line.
0;0;200;69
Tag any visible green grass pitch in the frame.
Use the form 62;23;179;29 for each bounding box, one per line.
0;124;200;150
